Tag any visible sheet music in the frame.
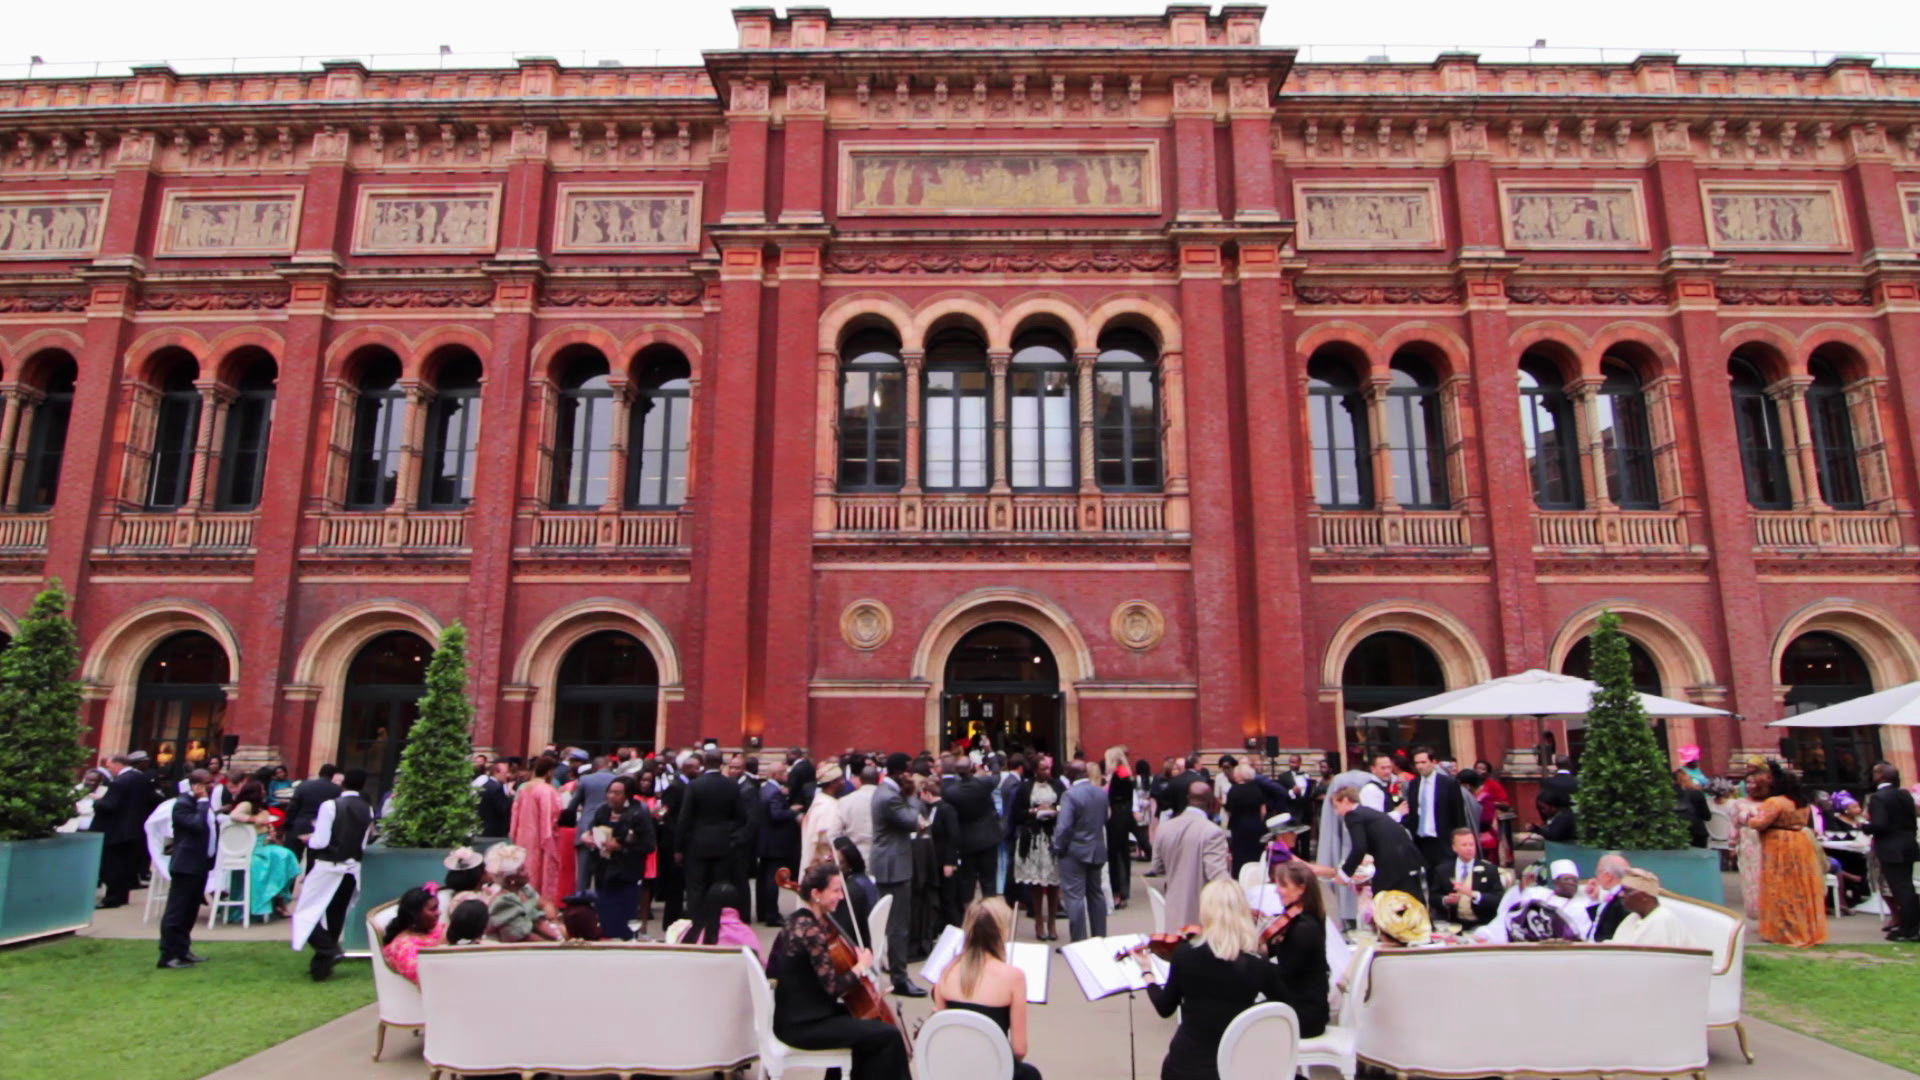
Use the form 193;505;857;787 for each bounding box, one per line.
1060;935;1169;1002
918;925;1052;1004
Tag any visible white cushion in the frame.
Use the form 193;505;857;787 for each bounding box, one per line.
1660;894;1745;1027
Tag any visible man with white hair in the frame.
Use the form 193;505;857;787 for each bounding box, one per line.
1585;852;1633;941
1610;868;1696;948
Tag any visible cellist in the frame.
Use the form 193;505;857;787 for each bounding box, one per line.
770;862;911;1080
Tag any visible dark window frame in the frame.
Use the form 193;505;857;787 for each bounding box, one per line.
1730;357;1792;510
14;363;75;513
1596;361;1659;510
344;358;405;511
550;354;616;510
214;364;276;511
1806;360;1865;510
1092;330;1161;493
1518;360;1584;511
627;353;691;510
837;332;906;493
144;368;202;511
1307;356;1373;509
420;358;483;511
1386;359;1451;510
1007;330;1077;493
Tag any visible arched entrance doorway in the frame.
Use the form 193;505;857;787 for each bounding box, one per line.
941;622;1062;757
1561;635;1668;761
553;630;659;758
1342;631;1448;767
1780;631;1880;789
336;631;429;804
131;631;230;783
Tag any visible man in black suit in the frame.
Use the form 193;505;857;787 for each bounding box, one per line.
284;763;341;864
1403;746;1465;867
657;757;693;925
1863;761;1919;941
1427;828;1501;930
1541;755;1578;805
477;761;514;838
786;748;816;809
676;750;747;913
1166;755;1205;816
91;753;158;908
733;755;766;917
944;759;1002;906
158;769;216;968
1329;784;1425;899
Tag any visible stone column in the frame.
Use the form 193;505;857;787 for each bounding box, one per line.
1075;350;1098;495
1365;375;1398;510
1776;377;1825;511
901;350;924;495
187;381;233;512
1569;376;1614;511
393;382;432;512
0;387;28;508
602;378;633;514
988;349;1012;495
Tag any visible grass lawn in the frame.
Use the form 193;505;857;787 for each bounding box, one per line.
0;937;374;1080
1744;940;1920;1071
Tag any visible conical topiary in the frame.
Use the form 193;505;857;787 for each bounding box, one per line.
0;581;89;841
379;621;479;849
1575;610;1689;850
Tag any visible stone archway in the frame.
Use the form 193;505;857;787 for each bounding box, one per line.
291;600;444;772
1549;601;1723;765
511;598;683;754
913;588;1094;758
83;599;242;762
1321;600;1492;767
1769;599;1920;779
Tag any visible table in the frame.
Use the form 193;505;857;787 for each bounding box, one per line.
1821;836;1888;916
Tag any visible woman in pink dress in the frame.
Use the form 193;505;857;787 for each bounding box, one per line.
509;755;566;902
381;885;446;985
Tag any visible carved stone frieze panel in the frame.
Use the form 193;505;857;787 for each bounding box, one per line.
1296;284;1461;306
1700;181;1848;252
335;286;494;309
351;185;501;254
156;187;301;256
1293;180;1443;250
838;141;1160;216
1497;180;1647;250
1714;285;1871;307
137;290;289;311
1110;599;1165;652
824;250;1175;275
552;183;701;253
1505;285;1669;306
538;284;703;308
840;599;894;651
1901;184;1920;249
0;192;107;259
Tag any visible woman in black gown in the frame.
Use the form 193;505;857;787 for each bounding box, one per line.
769;863;909;1080
1260;859;1330;1038
1131;879;1287;1080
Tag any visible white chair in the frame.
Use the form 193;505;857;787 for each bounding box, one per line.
913;1007;1014;1080
665;917;692;944
1217;1002;1300;1080
867;893;895;975
141;801;174;925
1705;806;1734;869
1236;861;1268;893
1825;873;1844;915
1148;886;1167;933
365;902;424;1061
744;949;853;1080
205;822;256;928
1298;945;1363;1080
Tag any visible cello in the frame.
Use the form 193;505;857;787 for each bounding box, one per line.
773;866;912;1057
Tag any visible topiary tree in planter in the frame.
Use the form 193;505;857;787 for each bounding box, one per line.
380;621;480;849
0;580;88;842
1575;610;1689;851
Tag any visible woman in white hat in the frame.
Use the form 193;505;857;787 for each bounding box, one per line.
485;844;563;942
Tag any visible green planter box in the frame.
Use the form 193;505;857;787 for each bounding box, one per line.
1546;841;1725;906
341;845;449;954
0;832;104;945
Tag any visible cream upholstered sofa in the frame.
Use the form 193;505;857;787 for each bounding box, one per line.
1349;943;1712;1080
1662;891;1753;1063
415;942;759;1078
365;902;424;1061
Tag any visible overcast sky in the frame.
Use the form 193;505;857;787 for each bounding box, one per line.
8;0;1917;77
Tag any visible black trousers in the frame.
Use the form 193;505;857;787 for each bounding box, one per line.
657;835;684;924
758;852;798;925
684;853;730;915
1106;821;1135;901
1414;835;1452;870
158;869;206;961
954;846;999;906
877;879;911;984
305;869;358;976
775;1014;910;1080
1885;858;1918;936
100;839;142;906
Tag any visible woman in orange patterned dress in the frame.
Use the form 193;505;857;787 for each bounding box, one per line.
1746;763;1827;948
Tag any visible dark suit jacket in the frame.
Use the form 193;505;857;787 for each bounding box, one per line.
169;794;216;877
760;780;801;860
943;775;1002;854
675;771;747;859
285;776;341;841
1542;771;1579;805
1864;785;1920;864
91;767;157;845
869;778;921;885
1340;805;1425;898
925;801;960;870
787;759;816;807
1427;856;1502;926
478;778;513;838
592;802;657;886
1402;771;1465;841
1166;769;1205;815
1588;891;1629;941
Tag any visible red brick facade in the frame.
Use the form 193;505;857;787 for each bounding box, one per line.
1;6;1917;785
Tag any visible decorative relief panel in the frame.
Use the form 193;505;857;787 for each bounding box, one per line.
1497;180;1647;250
838;142;1160;216
1700;182;1848;252
0;192;107;259
351;185;501;255
157;188;301;256
840;599;894;652
1901;185;1920;249
1293;180;1443;250
1110;600;1165;652
552;184;701;252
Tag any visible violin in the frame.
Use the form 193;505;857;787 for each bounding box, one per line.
1114;924;1202;962
1258;901;1306;947
773;867;912;1058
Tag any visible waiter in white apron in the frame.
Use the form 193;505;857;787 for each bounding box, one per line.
292;767;373;980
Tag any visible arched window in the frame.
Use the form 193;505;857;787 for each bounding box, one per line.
1307;350;1371;508
1093;328;1160;491
337;631;430;805
1341;631;1449;765
837;329;906;492
1780;631;1879;788
345;353;405;510
1806;357;1864;510
553;630;660;758
145;357;202;510
1729;355;1791;510
13;356;75;512
923;327;990;491
550;348;614;509
215;356;276;511
1596;361;1658;509
422;353;482;509
1385;355;1449;509
1008;328;1075;491
131;631;230;784
1518;357;1582;510
629;349;691;509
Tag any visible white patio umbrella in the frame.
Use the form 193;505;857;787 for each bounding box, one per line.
1358;668;1730;721
1767;680;1920;728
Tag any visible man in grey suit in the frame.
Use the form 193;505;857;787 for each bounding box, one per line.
870;752;929;997
1149;779;1231;930
565;756;617;894
1052;759;1110;942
